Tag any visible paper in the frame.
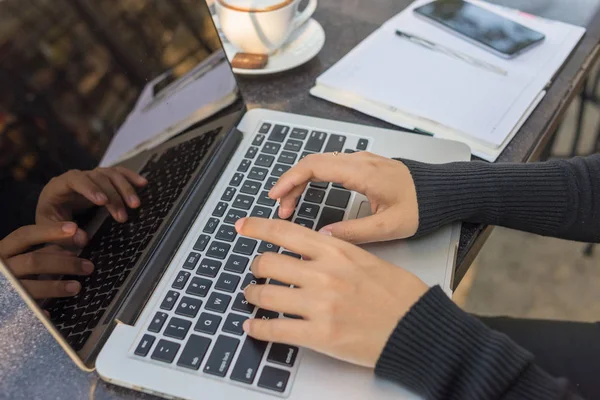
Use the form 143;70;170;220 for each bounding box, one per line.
313;0;585;159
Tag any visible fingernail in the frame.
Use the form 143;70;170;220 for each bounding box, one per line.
128;195;140;207
62;222;77;234
74;230;87;247
65;281;81;294
318;226;332;236
138;176;148;185
117;210;128;222
235;217;247;232
82;261;94;274
95;192;108;203
243;319;251;333
276;198;281;204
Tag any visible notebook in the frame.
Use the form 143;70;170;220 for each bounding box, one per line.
310;0;586;161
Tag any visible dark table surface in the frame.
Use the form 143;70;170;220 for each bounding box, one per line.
1;0;600;399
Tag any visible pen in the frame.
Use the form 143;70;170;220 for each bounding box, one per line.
395;30;508;76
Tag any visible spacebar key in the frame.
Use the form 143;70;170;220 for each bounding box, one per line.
316;207;345;231
230;337;268;384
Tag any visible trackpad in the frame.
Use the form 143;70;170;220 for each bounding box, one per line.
356;201;372;219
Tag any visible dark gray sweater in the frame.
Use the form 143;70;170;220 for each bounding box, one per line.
375;155;600;399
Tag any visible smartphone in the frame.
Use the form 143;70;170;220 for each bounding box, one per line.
414;0;546;59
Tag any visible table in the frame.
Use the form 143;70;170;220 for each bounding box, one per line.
1;1;599;399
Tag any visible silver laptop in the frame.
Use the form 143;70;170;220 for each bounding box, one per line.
0;1;470;399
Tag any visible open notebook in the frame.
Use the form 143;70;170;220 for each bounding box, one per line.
311;0;586;161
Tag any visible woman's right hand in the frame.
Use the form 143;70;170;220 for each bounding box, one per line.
269;152;419;244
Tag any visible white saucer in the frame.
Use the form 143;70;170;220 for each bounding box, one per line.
212;16;325;75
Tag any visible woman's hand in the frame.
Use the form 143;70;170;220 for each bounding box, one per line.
36;166;147;247
0;223;94;299
269;152;419;244
235;217;428;367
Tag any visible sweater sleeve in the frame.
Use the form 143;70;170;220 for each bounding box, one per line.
401;155;600;243
375;286;582;400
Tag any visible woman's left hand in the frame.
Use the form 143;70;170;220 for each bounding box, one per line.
235;217;428;368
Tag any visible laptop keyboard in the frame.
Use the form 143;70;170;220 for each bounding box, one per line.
133;121;369;396
49;127;221;351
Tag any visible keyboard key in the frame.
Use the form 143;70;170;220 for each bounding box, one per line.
249;167;268;181
305;131;327;152
225;255;249;274
290;127;308;140
258;241;280;253
300;151;313;160
215;224;237;242
310;181;329;189
272;164;291;177
238;159;251;172
326;189;351;209
215;273;241;293
203;335;240;377
87;313;103;330
203;218;219;234
193;235;210;252
205;292;232;313
229;173;244;187
304;188;325;204
284;139;302;152
258;366;290;392
186;277;212;297
223;313;248;336
175;296;202;318
278;151;297;165
316;207;345;231
262;142;280;155
233;194;254;210
268;343;299;367
212;202;228;217
221;187;236;201
233;237;257;255
255;309;279;321
195;312;222;335
344;149;355;154
172;271;191;290
151;339;180;364
257;191;276;206
294;218;314;229
268;124;289;142
255;154;275;168
224;209;247;224
357;138;369;150
241;180;261;195
253;134;266;145
232;292;255;314
324;134;346;153
298;203;320;219
164;317;191;340
245;146;258;159
250;206;271;219
281;251;302;259
183;252;201;270
160;290;180;311
264;177;278;191
241;273;267;289
148;312;168;333
196;258;222;278
177;334;211;370
135;334;155;357
231;337;268;384
207;241;231;260
259;123;271;134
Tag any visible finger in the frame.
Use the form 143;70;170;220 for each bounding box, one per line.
21;279;81;299
36;245;75;256
98;168;141;208
278;185;306;219
0;223;77;257
251;253;311;287
63;169;109;206
318;211;399;244
7;252;94;277
245;284;311;316
49;227;89;249
89;171;128;222
243;318;310;346
235;218;331;259
114;166;148;187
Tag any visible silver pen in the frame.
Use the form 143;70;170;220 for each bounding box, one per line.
395;30;508;76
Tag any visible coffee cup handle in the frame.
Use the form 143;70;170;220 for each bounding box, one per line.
291;0;317;31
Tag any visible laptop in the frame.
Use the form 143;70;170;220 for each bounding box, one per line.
0;1;470;399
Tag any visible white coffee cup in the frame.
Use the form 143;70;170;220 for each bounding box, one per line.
216;0;318;54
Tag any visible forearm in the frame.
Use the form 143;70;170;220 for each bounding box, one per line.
375;287;582;400
402;155;600;242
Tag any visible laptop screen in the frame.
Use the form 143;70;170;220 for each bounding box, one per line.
0;0;243;364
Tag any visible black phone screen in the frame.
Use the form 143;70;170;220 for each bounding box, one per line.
414;0;545;57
